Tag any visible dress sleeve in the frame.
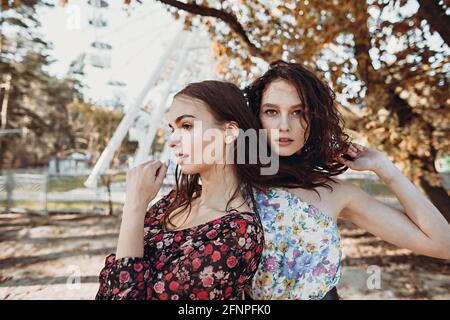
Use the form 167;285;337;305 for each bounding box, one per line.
148;214;264;300
95;190;177;300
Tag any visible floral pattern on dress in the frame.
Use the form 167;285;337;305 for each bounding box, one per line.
96;188;264;300
246;187;342;300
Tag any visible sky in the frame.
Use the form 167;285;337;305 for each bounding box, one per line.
36;0;188;107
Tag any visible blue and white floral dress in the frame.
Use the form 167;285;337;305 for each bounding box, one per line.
246;187;342;300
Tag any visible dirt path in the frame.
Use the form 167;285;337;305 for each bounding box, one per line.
1;212;449;300
337;220;450;299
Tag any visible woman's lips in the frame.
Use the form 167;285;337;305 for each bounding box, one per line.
277;138;294;146
175;152;189;164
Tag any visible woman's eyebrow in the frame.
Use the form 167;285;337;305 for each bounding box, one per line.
166;114;196;128
261;103;278;108
261;103;304;109
289;104;304;109
174;114;196;124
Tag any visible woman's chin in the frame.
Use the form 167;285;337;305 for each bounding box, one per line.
270;142;304;157
178;163;203;175
279;151;297;157
272;146;297;157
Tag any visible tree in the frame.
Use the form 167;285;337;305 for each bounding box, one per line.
0;1;78;169
67;100;138;167
155;0;450;220
0;1;136;170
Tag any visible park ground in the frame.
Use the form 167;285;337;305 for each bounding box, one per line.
0;211;449;300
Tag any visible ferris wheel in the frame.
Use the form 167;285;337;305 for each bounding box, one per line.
80;2;219;188
87;0;112;69
67;0;128;108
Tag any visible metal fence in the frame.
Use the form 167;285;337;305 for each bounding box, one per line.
0;170;48;215
1;167;448;215
0;166;176;215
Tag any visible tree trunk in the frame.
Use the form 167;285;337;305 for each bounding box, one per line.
105;176;113;216
419;177;450;223
0;139;5;170
55;153;61;175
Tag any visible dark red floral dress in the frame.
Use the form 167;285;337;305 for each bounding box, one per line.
95;188;264;300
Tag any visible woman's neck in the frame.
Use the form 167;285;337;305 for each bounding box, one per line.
198;164;242;210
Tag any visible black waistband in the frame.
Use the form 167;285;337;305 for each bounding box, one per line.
322;286;339;300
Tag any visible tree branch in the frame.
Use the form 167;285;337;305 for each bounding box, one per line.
157;0;271;59
10;106;49;130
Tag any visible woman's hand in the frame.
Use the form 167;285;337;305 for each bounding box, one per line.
124;160;168;213
336;143;391;173
115;160;168;259
337;142;450;260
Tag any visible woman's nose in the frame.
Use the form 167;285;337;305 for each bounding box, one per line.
279;114;291;132
168;133;180;148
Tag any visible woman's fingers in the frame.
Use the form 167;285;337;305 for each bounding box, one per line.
144;160;163;176
346;142;365;158
146;160;163;169
136;158;158;167
155;164;168;185
337;156;351;166
351;144;360;152
143;161;163;182
353;143;366;152
346;146;358;158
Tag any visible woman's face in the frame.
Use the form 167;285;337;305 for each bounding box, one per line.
166;96;231;175
259;79;309;157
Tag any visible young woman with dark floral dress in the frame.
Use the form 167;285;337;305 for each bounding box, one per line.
95;81;265;300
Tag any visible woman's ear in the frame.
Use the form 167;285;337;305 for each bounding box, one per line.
224;122;239;144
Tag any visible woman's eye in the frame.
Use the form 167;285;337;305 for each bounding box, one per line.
264;109;277;116
292;110;304;117
181;123;192;130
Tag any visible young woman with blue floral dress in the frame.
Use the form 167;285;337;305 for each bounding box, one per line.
243;60;450;300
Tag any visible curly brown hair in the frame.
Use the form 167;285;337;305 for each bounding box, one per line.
243;60;351;191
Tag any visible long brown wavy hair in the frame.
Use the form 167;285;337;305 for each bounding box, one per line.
163;80;265;230
243;60;351;191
